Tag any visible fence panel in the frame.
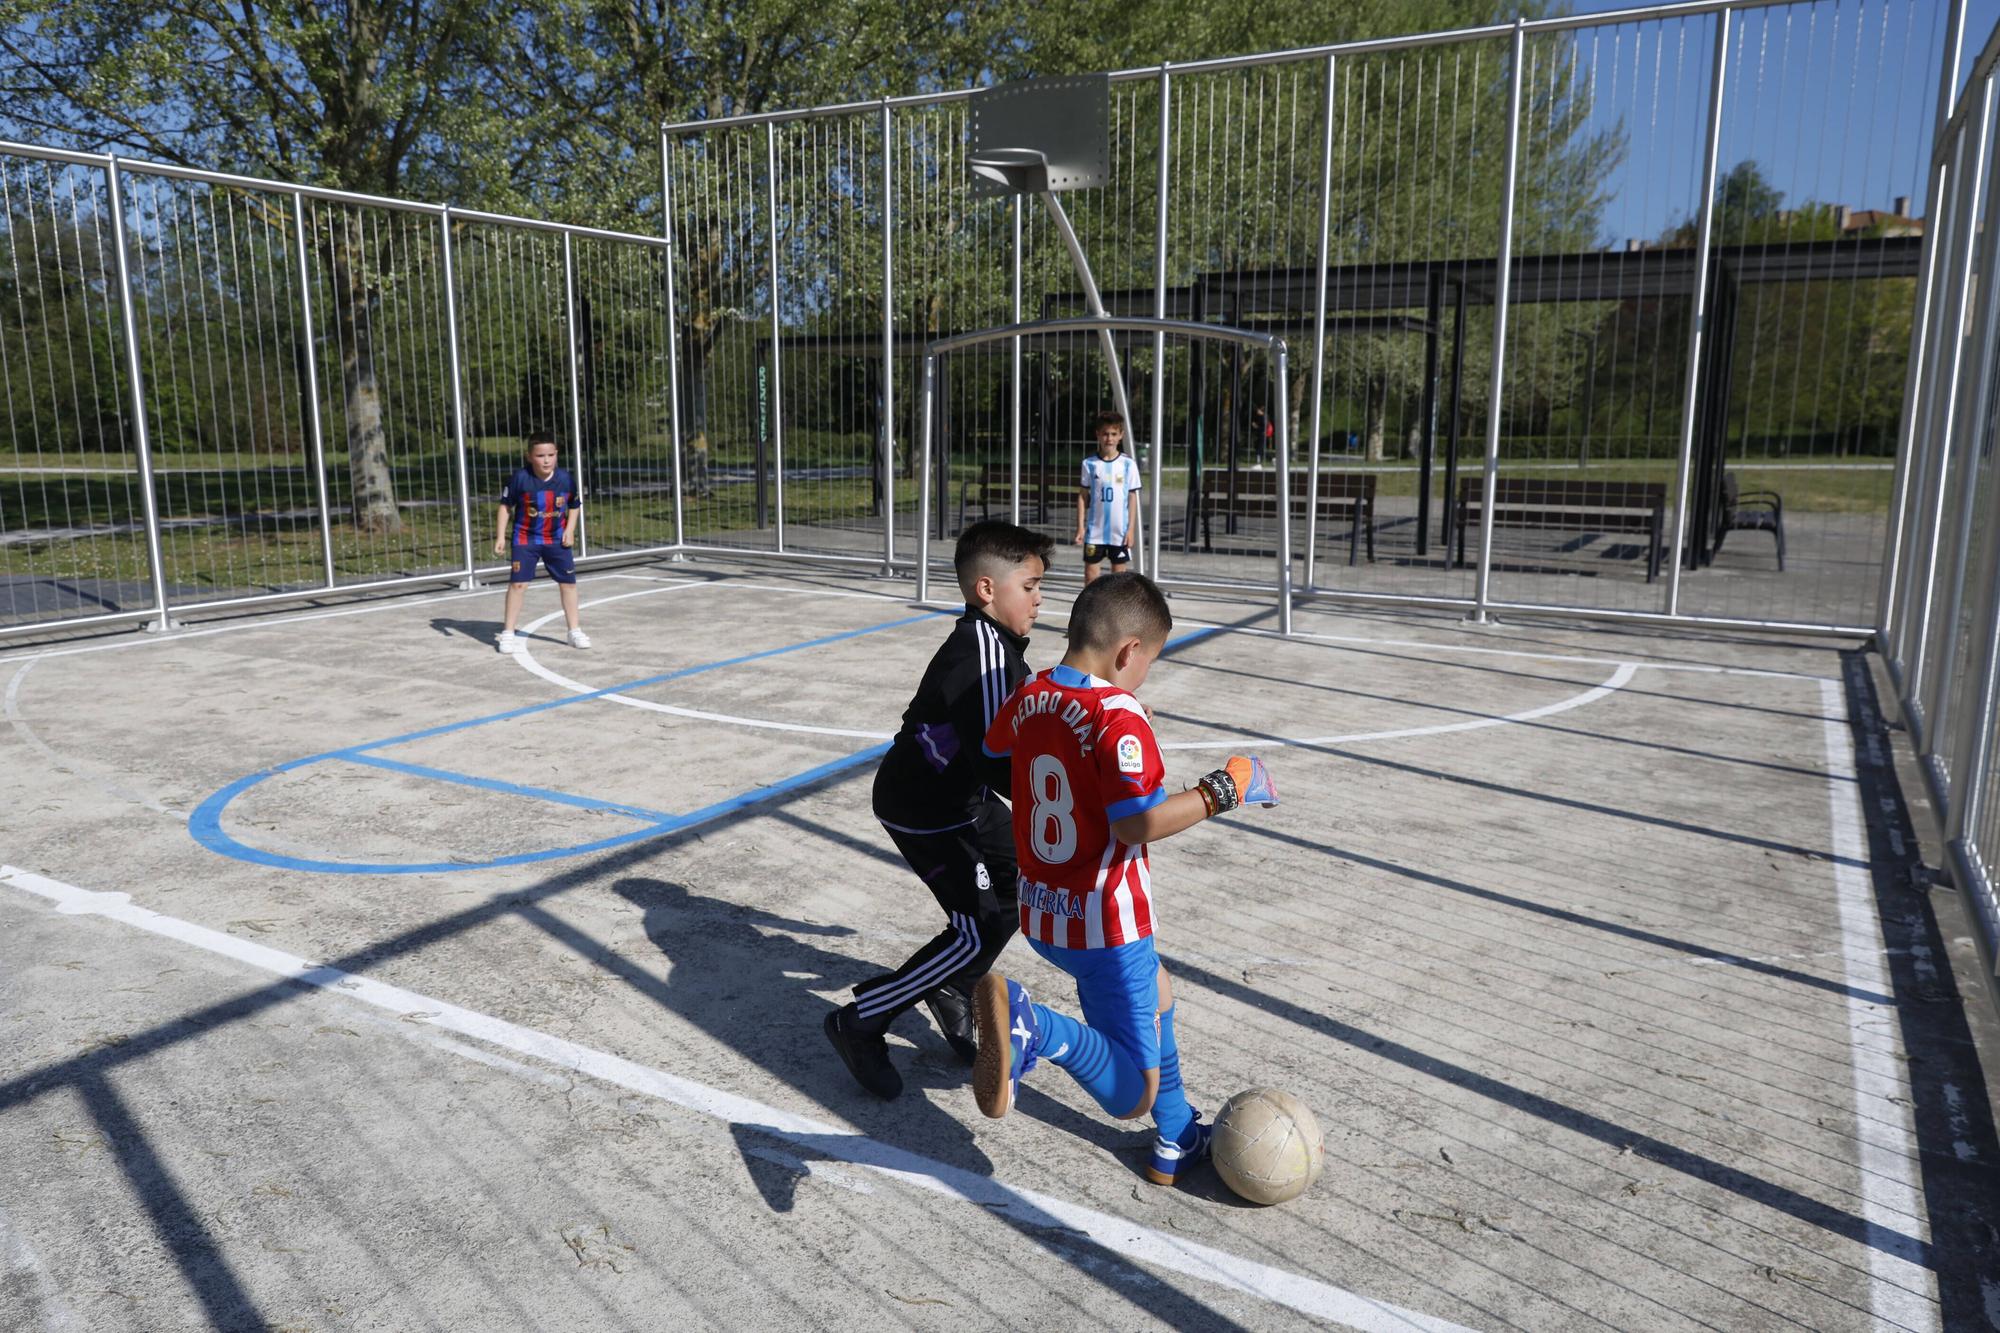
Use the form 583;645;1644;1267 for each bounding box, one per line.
570;235;677;557
0;152;150;632
668;127;780;554
299;199;465;585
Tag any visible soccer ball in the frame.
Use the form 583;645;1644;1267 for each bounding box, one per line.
1211;1088;1324;1206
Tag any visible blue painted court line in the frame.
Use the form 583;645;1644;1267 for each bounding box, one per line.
189;610;1220;875
337;753;679;823
190;609;943;873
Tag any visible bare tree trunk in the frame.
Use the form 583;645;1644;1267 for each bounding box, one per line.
1288;359;1311;463
1365;376;1388;461
1403;394;1423;460
331;218;400;534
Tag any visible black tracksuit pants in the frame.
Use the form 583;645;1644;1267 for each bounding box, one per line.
851;800;1019;1030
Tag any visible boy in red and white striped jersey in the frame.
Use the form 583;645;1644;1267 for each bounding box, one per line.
974;573;1277;1185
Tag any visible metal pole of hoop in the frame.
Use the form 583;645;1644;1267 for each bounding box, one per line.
916;353;936;604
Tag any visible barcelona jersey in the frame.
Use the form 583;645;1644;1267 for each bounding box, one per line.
983;664;1168;949
501;467;579;545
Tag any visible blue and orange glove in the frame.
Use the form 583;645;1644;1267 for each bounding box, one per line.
1196;755;1278;816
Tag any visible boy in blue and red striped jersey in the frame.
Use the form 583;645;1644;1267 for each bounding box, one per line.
974;572;1277;1185
494;430;589;654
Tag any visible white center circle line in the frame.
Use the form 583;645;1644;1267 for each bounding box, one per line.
513;584;1637;750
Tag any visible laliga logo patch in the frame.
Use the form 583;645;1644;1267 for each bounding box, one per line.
975;862;991;892
1117;734;1144;774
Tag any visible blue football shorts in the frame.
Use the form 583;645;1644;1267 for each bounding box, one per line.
510;541;576;584
1029;933;1162;1071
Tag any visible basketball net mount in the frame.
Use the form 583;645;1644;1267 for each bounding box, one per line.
964;145;1138;456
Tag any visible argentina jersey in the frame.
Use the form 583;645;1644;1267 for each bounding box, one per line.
1080;453;1142;545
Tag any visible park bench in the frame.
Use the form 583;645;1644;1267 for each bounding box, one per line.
959;466;1070;527
1454;477;1666;581
1713;471;1786;570
1203;469;1377;565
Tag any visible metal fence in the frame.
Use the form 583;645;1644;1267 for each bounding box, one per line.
0;0;1962;643
1882;2;2000;1003
0;141;677;639
664;0;1950;633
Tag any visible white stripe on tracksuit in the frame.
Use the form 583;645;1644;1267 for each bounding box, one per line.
854;911;980;1019
977;622;1006;730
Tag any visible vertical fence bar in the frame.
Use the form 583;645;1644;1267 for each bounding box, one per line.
104;158;174;631
1471;22;1527;625
1011;197;1024;527
291;191;337;589
562;230;589;558
438;207;477;584
1907;86;1995;716
881;101;895;570
1275;341;1294;635
660;132;687;552
1881;152;1956;651
1148;64;1172;577
1664;9;1733;617
917;353;935;603
1304;53;1337;591
766;122;786;553
1922;84;2000;767
1947;453;2000;843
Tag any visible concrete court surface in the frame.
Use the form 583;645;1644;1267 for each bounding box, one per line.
0;557;1996;1332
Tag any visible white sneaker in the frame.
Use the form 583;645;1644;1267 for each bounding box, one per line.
567;627;592;650
496;630;520;653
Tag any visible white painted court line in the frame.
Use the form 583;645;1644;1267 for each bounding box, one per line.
0;866;1479;1333
518;585;1640;750
1818;680;1939;1332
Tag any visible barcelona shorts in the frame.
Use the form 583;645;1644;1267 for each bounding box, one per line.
509;541;576;584
1082;543;1130;567
1028;933;1162;1071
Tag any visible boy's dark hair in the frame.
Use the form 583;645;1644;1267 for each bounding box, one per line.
1090;409;1125;434
1067;572;1172;651
526;427;558;449
955;520;1055;595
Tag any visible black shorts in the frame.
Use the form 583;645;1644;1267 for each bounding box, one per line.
1082;543;1130;567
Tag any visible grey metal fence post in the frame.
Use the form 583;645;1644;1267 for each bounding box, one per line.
917;353;936;603
1665;9;1732;617
1905;89;1994;721
562;230;589;558
438;207;478;586
1148;63;1172;578
1305;52;1336;592
1471;21;1527;625
881;101;896;571
1946;463;2000;845
660;132;688;554
1275;342;1294;635
1880;152;1954;654
1921;84;2000;769
104;158;175;632
767;122;786;553
1012;196;1025;527
291;191;337;589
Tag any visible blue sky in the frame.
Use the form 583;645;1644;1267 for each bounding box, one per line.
1547;0;1978;245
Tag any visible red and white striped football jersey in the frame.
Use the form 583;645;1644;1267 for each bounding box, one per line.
982;664;1169;949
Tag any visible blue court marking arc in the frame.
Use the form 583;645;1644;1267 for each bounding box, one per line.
190;609;944;874
188;610;1225;876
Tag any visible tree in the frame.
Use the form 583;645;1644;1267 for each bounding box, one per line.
1;0;530;532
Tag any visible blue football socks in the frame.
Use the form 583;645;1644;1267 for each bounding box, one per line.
1034;1005;1149;1119
1151;1003;1195;1146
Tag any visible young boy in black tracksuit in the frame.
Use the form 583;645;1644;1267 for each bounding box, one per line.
824;520;1054;1099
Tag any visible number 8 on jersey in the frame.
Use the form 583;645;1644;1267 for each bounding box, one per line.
983;665;1169;949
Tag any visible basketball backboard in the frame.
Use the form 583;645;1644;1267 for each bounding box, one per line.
968;75;1110;198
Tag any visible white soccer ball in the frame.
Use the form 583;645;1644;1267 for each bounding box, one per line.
1211;1088;1325;1206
